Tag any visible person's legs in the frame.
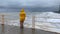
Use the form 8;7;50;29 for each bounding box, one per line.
20;21;24;28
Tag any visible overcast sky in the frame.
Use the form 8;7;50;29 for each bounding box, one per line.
0;0;60;12
0;0;60;8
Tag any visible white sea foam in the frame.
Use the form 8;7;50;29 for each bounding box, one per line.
0;12;60;33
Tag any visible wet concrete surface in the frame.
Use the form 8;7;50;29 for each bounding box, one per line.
0;24;59;34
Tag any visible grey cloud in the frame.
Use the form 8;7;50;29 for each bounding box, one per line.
0;0;59;7
0;0;60;12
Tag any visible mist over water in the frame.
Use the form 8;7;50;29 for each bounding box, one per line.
0;9;60;33
0;0;60;33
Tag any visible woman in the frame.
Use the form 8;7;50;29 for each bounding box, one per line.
19;8;26;28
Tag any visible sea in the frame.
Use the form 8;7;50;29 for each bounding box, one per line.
0;11;60;33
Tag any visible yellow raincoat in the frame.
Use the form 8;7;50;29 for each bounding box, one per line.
19;8;26;21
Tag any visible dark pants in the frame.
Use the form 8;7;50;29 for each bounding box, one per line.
20;21;24;28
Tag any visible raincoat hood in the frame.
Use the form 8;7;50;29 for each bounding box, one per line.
20;8;24;12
